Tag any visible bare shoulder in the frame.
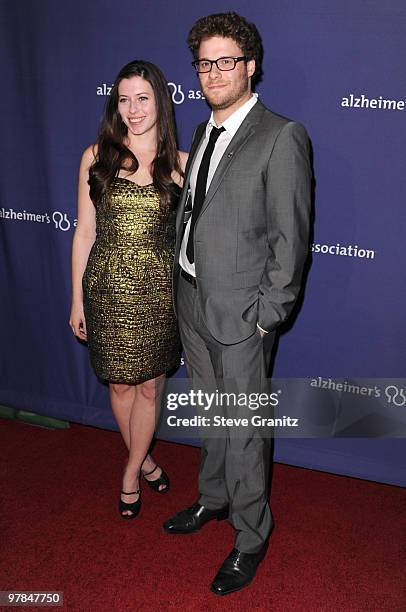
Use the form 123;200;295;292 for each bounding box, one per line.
80;144;98;170
171;151;189;187
178;150;189;172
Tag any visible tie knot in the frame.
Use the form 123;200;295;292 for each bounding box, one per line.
209;125;225;144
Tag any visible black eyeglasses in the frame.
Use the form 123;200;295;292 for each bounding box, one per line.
192;56;247;73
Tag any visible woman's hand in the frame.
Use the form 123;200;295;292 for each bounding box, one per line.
69;302;87;341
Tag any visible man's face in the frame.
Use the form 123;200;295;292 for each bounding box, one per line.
197;36;255;112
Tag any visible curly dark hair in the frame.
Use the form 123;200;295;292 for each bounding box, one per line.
187;12;263;82
89;60;182;211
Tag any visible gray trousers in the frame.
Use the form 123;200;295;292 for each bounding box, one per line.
177;273;275;553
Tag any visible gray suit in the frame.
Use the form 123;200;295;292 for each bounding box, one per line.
174;100;311;552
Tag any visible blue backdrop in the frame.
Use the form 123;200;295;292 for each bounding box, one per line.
1;0;405;486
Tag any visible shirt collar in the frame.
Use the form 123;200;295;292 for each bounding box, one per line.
206;94;258;138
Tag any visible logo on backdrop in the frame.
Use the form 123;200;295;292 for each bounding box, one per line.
96;83;114;96
310;378;406;407
340;94;405;111
0;208;76;232
311;242;375;260
51;212;71;231
96;82;205;105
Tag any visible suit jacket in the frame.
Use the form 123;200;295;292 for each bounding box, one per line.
173;99;311;344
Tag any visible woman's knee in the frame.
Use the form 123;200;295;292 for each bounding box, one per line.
110;382;133;397
137;376;164;401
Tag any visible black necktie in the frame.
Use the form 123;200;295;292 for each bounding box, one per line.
186;126;225;264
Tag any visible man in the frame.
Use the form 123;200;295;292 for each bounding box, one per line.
163;12;311;595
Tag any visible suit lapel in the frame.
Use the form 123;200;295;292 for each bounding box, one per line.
200;100;266;216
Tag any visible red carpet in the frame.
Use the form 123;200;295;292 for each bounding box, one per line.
1;419;405;611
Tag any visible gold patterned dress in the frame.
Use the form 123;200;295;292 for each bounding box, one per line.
82;177;181;384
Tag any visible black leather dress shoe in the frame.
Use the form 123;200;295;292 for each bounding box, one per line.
211;545;268;595
163;502;228;534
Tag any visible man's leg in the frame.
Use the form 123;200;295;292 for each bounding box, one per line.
208;329;276;553
177;274;228;509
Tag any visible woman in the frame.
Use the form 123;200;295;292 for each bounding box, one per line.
69;60;187;519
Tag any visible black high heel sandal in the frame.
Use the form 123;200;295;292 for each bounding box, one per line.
142;464;170;494
119;489;141;519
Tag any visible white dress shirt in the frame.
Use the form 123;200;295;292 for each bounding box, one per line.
179;94;258;275
179;94;267;333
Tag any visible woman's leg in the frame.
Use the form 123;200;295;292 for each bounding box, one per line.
109;382;164;488
112;375;166;515
109;383;135;449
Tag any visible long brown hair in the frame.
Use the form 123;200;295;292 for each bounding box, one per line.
89;60;182;210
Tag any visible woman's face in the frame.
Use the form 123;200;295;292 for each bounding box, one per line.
117;76;157;137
